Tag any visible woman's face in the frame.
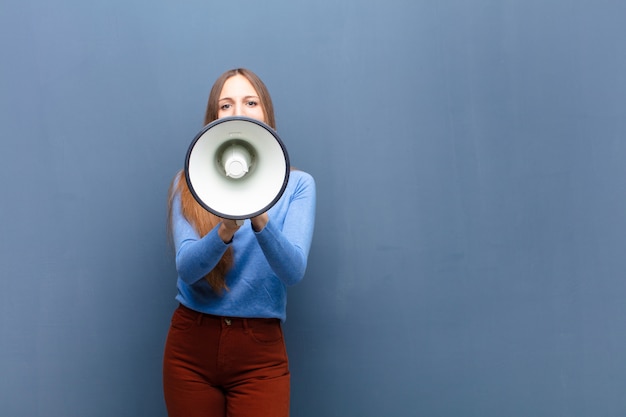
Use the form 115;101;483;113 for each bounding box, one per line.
217;74;266;122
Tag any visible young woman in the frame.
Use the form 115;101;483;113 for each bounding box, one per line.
163;68;316;417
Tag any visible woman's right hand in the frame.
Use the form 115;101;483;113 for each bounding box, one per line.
217;218;242;244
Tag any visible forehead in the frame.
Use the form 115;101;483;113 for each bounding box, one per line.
219;74;259;98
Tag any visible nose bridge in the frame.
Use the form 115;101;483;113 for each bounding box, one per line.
233;99;245;117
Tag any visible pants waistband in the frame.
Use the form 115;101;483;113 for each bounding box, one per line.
177;303;279;328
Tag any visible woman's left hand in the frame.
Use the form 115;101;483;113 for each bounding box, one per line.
250;213;268;232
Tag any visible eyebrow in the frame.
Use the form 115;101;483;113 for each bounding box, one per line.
218;95;260;102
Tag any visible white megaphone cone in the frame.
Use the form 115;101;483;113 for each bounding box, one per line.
184;116;290;220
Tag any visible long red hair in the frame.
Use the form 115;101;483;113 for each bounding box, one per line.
168;68;276;293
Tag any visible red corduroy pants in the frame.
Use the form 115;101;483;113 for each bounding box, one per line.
163;304;290;417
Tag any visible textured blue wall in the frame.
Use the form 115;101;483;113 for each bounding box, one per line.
1;0;626;416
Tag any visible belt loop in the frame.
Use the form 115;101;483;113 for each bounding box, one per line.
242;318;249;330
196;312;203;325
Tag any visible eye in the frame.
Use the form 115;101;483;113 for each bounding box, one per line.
220;103;232;110
246;100;258;107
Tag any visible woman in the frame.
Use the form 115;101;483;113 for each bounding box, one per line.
163;68;316;417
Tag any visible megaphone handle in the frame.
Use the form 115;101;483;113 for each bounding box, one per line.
236;219;245;227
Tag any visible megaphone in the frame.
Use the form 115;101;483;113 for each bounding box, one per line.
184;116;290;220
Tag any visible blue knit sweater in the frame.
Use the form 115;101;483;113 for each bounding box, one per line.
170;170;316;322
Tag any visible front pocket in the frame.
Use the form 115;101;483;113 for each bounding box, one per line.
247;320;283;344
169;306;196;331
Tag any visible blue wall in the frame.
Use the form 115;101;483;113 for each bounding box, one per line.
2;0;626;416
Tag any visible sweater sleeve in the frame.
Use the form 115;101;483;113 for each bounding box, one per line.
171;191;230;285
254;173;316;286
